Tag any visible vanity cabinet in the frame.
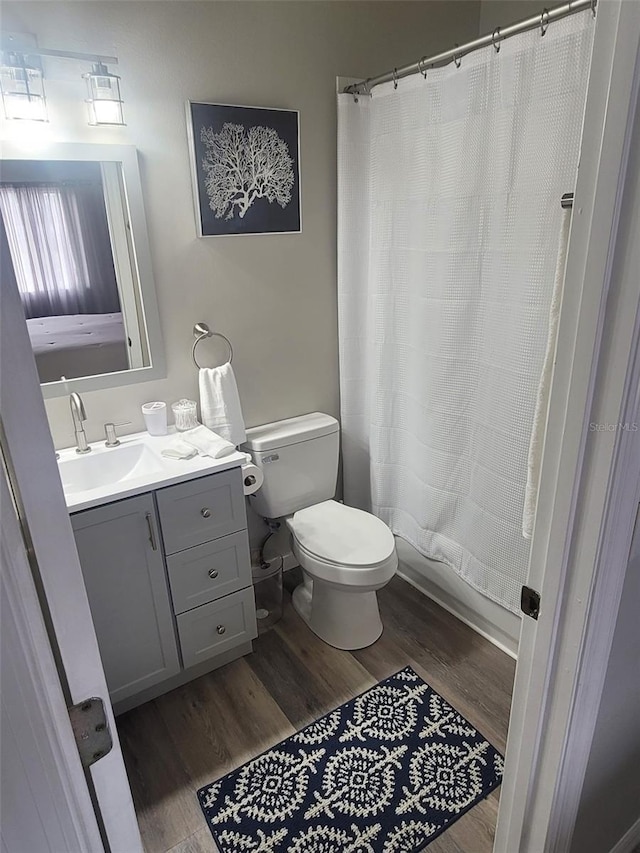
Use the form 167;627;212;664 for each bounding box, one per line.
71;466;257;713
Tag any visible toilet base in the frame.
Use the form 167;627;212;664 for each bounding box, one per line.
292;574;383;650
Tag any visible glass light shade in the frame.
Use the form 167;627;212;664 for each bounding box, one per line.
0;54;48;122
84;62;125;126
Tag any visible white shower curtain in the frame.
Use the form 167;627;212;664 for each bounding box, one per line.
337;13;594;614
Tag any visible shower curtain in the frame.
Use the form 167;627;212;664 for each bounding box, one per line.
337;12;594;614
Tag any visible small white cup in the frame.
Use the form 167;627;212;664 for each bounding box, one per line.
141;401;167;436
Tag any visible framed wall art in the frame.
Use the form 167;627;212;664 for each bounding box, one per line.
187;101;301;237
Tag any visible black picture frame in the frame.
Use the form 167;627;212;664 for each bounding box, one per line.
186;101;301;237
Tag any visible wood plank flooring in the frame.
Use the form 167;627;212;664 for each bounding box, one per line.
117;573;516;853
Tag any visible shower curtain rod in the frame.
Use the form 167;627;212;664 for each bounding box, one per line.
343;0;595;96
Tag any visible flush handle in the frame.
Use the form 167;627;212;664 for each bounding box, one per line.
216;624;226;635
201;507;211;518
208;569;219;579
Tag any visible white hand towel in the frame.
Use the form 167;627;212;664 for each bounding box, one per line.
522;209;571;539
182;424;236;458
161;438;198;460
199;364;246;447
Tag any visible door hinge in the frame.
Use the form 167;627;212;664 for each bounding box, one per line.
68;697;113;768
520;585;541;620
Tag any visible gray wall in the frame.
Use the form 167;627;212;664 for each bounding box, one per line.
570;79;640;853
570;510;640;852
1;1;480;448
479;0;543;33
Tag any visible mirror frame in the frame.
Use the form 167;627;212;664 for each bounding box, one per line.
0;142;166;397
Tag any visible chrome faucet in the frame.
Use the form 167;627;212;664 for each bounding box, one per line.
69;392;91;454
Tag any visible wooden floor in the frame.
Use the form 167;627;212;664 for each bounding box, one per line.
118;573;516;853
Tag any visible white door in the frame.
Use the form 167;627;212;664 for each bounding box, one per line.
0;249;142;851
1;468;106;852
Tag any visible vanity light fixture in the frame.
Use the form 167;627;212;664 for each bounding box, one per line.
0;34;124;126
0;52;48;122
83;62;125;126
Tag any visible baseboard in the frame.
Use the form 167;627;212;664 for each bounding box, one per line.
609;818;640;853
395;538;520;659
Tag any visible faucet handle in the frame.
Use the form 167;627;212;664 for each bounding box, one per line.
104;421;131;448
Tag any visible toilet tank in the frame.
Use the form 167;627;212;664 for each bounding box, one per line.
242;412;339;518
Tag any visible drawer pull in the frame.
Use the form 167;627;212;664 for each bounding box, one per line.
201;507;211;518
216;624;226;635
145;513;158;551
208;569;219;579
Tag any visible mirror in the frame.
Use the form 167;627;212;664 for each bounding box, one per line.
0;143;165;397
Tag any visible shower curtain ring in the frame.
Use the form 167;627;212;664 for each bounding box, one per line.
392;68;398;90
540;8;550;35
418;56;428;79
453;46;462;69
492;27;501;52
590;0;597;16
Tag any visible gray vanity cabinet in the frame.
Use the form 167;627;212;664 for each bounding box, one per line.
70;466;257;713
71;494;181;705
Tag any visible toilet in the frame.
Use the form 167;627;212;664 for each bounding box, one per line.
242;412;397;650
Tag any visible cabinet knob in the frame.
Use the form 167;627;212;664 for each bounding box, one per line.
216;624;226;635
208;569;219;579
201;507;211;518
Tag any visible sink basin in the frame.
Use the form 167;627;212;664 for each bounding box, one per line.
55;429;247;513
58;443;164;495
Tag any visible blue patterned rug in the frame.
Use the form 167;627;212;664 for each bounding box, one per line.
198;667;504;852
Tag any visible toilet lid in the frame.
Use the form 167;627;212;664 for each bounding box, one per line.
291;500;395;567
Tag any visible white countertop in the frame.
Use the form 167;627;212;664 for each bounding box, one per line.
58;428;247;513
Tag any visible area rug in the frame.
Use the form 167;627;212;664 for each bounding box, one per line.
198;666;504;852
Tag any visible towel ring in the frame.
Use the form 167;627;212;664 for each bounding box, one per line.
192;322;233;369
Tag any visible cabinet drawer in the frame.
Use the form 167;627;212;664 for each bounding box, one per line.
156;468;247;554
177;587;257;669
167;530;251;615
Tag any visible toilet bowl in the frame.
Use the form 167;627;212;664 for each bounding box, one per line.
287;500;397;649
242;412;398;651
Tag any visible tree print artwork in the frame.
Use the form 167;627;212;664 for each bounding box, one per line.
188;102;301;236
201;123;294;220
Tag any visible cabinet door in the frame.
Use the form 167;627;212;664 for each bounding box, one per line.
71;494;180;705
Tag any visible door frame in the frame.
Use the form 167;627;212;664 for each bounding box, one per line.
495;2;640;850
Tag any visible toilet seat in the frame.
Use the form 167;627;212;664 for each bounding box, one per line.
289;500;397;587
